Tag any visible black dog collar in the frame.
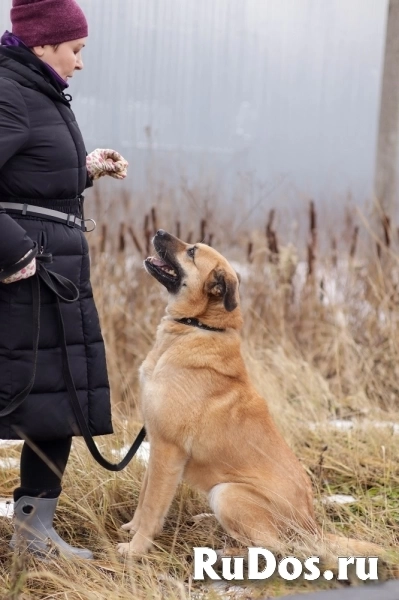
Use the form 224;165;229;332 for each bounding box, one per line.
175;317;225;332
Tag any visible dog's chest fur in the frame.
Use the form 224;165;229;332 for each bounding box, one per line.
138;325;195;439
138;320;241;447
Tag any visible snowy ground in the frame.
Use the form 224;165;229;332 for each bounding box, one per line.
308;418;399;435
111;440;151;464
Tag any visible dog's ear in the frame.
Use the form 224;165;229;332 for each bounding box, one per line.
206;269;239;312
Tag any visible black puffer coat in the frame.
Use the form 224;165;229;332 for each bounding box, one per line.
0;45;113;440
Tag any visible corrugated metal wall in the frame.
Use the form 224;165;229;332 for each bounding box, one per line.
0;1;389;212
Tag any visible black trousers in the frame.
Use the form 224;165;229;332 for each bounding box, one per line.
14;438;72;502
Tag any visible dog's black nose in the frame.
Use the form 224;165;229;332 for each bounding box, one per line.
156;229;167;237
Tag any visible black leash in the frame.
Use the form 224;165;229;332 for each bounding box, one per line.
0;254;146;471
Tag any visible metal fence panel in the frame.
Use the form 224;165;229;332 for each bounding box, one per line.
0;1;388;209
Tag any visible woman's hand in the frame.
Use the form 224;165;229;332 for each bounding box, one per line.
86;148;129;181
2;251;36;284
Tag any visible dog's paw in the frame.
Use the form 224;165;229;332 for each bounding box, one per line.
117;533;153;557
120;520;135;532
117;542;135;557
121;512;141;532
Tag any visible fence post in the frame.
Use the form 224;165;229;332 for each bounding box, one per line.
374;0;399;235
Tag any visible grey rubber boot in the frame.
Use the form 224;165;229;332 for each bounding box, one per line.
9;496;93;560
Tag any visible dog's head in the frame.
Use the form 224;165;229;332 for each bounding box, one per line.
144;230;243;329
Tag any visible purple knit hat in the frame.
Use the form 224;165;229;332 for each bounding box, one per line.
11;0;88;47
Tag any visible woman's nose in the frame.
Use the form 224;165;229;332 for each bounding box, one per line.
76;54;84;70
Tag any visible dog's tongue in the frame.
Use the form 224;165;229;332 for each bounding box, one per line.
151;257;168;268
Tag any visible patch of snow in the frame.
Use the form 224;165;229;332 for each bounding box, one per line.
327;419;354;431
308;419;399;434
135;441;150;463
322;494;357;505
209;582;249;599
308;419;354;431
111;441;150;464
0;440;23;447
373;421;399;434
0;499;13;518
0;458;19;469
293;259;377;325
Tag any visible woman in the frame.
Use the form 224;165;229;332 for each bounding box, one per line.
0;0;128;559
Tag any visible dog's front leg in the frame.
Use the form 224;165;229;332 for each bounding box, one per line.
117;441;186;557
121;468;149;533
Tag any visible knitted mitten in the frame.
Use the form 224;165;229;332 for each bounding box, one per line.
86;148;128;180
2;251;36;284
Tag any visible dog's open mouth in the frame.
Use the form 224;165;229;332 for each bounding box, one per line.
144;254;182;292
146;256;178;278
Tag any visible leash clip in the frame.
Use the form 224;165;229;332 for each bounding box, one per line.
37;253;53;264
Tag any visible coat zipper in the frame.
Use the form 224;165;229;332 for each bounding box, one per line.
39;231;46;255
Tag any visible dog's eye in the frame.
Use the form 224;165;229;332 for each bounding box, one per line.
187;246;196;259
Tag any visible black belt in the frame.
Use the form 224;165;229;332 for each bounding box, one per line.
0;199;96;233
0;255;145;472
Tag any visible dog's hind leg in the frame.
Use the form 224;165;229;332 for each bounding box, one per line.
117;441;187;557
121;468;149;533
208;483;284;553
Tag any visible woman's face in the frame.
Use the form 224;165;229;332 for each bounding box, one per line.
32;38;87;81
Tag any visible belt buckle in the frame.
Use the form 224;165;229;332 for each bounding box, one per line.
66;214;77;228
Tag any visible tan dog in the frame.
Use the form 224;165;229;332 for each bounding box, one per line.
117;230;383;559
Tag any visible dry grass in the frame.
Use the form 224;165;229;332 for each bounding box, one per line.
1;190;399;599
